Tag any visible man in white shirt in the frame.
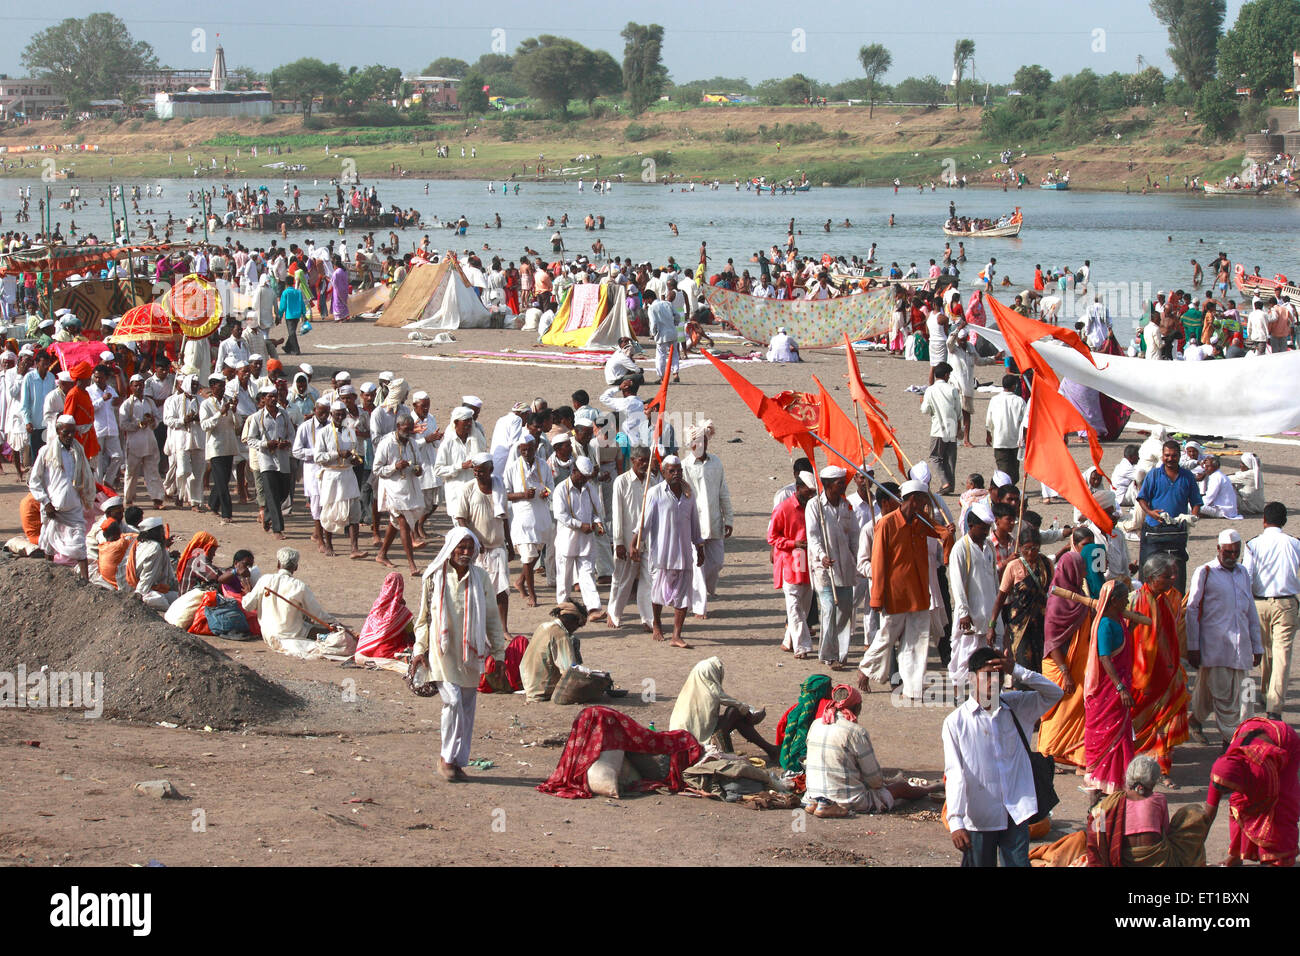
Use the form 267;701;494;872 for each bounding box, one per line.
603;337;643;388
807;465;857;668
606;445;656;631
242;547;338;653
1198;455;1240;519
599;380;649;448
683;421;734;618
921;362;962;495
1186;529;1264;744
163;374;204;510
1110;444;1141;508
646;289;679;383
942;647;1064;867
489;401;530;476
948;502;1002;684
926;307;949;385
551;456;607;619
766;327;800;363
1246;298;1269;353
985;373;1026;485
1241;502;1300;720
87;364;121;486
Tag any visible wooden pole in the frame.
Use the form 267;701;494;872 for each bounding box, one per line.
808;431;941;532
850;404;876;519
850;399;899;481
1050;586;1149;626
634;344;673;551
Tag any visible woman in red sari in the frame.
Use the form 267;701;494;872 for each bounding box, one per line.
1207;716;1300;866
354;570;414;661
1083;578;1136;798
1129;552;1189;788
504;262;521;315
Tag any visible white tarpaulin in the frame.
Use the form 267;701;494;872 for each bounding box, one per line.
973;325;1300;436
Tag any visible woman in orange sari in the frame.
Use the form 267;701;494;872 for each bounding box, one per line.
1038;532;1095;767
1207;716;1300;866
1129;552;1189;788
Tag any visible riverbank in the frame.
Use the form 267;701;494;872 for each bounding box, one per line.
0;104;1247;193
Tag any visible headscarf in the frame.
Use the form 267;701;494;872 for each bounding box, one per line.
1044;549;1089;656
1240;452;1261;487
669;656;745;746
778;674;833;771
176;531;217;589
382;378;410;411
356;571;414;659
822;683;862;724
423;527;487;663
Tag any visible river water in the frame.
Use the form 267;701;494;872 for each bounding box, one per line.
13;176;1299;339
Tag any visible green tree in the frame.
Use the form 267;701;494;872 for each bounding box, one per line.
1124;66;1168;105
952;39;975;111
621;22;669;115
460;71;490;113
1216;0;1300;100
21;12;157;110
579;49;624;107
269;58;344;118
1150;0;1226;91
1195;76;1239;138
1058;69;1101;118
424;57;469;77
857;43;892;117
893;75;945;106
471;54;514;75
229;65;265;89
1012;64;1053;100
514;36;600;115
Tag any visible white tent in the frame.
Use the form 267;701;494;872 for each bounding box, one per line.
375;257;492;330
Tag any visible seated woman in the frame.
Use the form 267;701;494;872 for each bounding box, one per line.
176;531;220;593
669;656;781;764
803;684;942;818
1084;755;1209;866
520;602;586;702
1207;716;1300;866
774;674;833;772
218;549;258;599
354;570;414;664
1227;453;1264;515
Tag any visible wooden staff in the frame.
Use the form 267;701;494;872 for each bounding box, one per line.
263;586;357;639
1050;586;1151;627
634;343;674;551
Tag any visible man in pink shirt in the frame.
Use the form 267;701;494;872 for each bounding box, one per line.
768;475;816;657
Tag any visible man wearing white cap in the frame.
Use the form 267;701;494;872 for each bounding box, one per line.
314;400;367;559
634;454;702;647
1198;455;1240;520
682;419;733;617
376;370;394;405
1187;528;1263;744
454;451;513;632
551;455;607;619
806;465;858;667
862;480;954;699
599;380;650;448
766;326;799;363
434;406;487;517
87;364;122;486
374;414;427;575
921;361;962;495
770;472;818;656
321;370;351;408
409;390;442;541
985;373;1027;485
490;401;531;475
504;432;555;609
28;416;95;578
947;500;1003;685
163;374;204;510
119;374;163;509
645;289;679;383
461;395;487;443
20;348;56;461
607;444;657;632
215;322;250;373
43;371;73;447
125;516;178;611
200;374;241;521
243;386;295;536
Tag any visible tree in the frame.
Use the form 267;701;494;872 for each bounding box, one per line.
857;43;892;117
21;12;157;110
1195;76;1239;139
269;58;344;118
951;39;975;111
1150;0;1226;91
515;36;600;115
460;71;490;113
1216;0;1300;100
1125;65;1168;105
1058;69;1101;119
1012;64;1053;100
621;22;669;115
424;57;469;78
229;65;265;89
579;49;623;107
893;75;945;106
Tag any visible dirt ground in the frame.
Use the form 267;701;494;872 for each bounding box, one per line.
0;315;1288;866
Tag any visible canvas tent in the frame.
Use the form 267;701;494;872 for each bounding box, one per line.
541;280;635;349
374;257;490;330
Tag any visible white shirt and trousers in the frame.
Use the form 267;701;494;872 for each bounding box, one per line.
1241;526;1300;717
1186;559;1265;739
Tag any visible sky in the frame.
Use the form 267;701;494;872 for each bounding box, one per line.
0;0;1251;87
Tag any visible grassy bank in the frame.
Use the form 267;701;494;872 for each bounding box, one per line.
0;104;1246;192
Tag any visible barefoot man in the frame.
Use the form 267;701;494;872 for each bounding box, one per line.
608;444;656;632
313;400;369;559
504;433;553;608
634;454;704;648
373;414;424;575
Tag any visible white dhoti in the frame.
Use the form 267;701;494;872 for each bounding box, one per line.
608;555;653;627
782;581;813;653
477;546;510;594
438;682;478;766
38;507;87;561
655;342;678;378
124;447;163;502
1191;665;1248;739
690;538;725;615
652;567;692;609
172;448;204;507
861;609;932;699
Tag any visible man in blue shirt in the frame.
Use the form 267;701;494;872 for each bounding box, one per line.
19;348;56;460
1137;438;1202;591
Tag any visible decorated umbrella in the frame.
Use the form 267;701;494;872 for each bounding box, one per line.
161;273;221;338
105;302;179;343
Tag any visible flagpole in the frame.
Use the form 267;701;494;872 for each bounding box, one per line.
807;431;940;532
850;404;877;519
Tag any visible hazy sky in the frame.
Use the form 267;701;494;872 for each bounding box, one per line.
0;0;1250;86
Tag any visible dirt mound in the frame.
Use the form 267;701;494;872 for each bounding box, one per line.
0;555;302;729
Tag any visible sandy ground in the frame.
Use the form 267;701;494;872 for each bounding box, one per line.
0;314;1291;866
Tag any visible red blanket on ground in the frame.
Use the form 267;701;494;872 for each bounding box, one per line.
478;634;528;693
537;706;703;799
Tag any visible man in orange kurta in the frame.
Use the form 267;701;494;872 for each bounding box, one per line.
859;480;954;699
62;361;100;462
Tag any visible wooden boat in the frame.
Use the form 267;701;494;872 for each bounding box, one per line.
943;207;1022;238
1040;180;1069;190
1234;264;1300;307
251;209;405;231
1203;182;1273;195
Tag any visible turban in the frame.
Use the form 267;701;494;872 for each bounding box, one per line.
822;684;862;724
69;361;93;379
450;406;474;422
462;395;483;408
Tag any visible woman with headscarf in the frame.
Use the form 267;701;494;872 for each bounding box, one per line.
1083;578;1135;799
355;570;414;662
1038;530;1097;767
411;527;506;782
1206;716;1300;866
802;683;943;817
669;656;780;763
176;530;220;592
1128;552;1189;788
1228;453;1264;515
776;673;833;771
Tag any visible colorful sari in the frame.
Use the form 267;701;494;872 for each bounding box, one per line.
1039;551;1092;766
1208;717;1300;865
537;706;703;799
1083;581;1136;794
355;571;414;660
777;674;833;771
1005;554;1053;672
1129;584;1189;776
1084;791;1208;867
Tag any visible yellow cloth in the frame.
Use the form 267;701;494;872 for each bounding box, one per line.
1038;624;1089;767
669;656;749;746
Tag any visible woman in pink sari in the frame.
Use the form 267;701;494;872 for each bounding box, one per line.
354;571;414;662
1083;578;1135;798
1207;716;1300;866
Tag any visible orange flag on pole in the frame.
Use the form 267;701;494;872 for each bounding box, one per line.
841;334;908;472
984;295;1101;385
812;375;870;469
700;349;815;460
644;344;673;447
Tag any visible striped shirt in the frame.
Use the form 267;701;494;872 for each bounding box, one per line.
803;715;885;806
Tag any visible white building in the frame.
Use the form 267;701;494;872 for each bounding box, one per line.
153;43;271;119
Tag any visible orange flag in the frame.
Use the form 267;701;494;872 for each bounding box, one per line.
841;334;907;472
984;295;1101;384
812;375;870;469
700;349;815;460
644;344;673;447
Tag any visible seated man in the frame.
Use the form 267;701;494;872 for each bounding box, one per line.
242;547;337;653
520;602;587;703
766;326;800;363
125;516;178;610
670;656;780;763
803;684;942;817
1199;455;1241;519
